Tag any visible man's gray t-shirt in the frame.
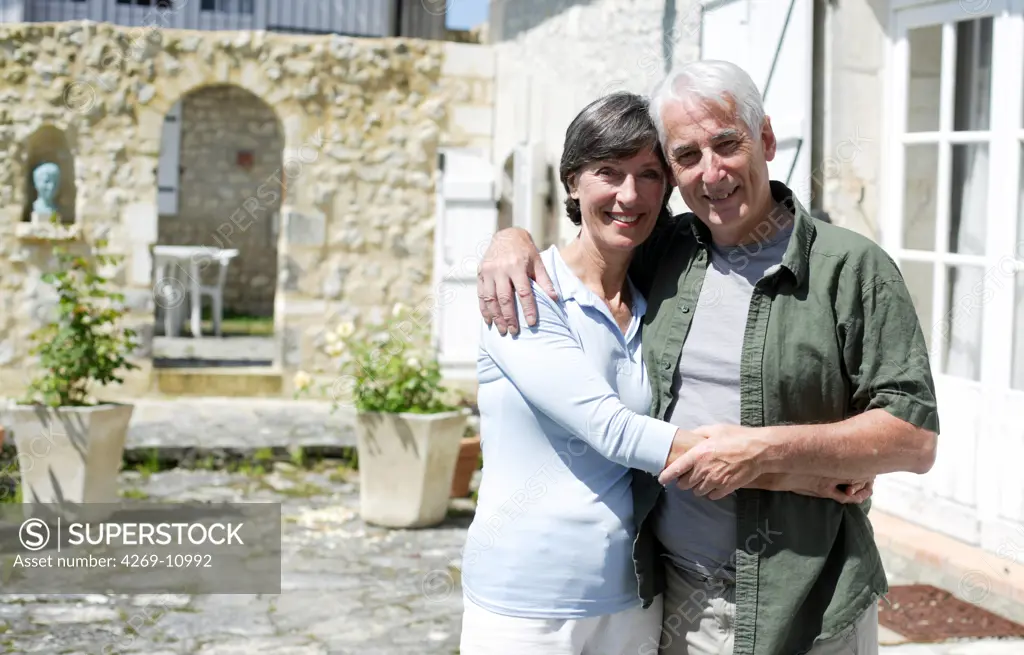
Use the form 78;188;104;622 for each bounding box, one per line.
652;223;793;580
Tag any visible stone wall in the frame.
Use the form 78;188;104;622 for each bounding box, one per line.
0;22;492;399
158;84;284;319
489;0;702;246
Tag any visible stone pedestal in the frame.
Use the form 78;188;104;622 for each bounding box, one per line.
30;211;59;226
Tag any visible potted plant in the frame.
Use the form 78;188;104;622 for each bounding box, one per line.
295;303;468;528
10;241;139;509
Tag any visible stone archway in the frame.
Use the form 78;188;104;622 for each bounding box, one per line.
155;84;285;336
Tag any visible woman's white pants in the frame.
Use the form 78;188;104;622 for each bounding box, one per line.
459;594;665;655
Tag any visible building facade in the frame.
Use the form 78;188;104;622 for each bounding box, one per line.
0;19;495;395
1;0;1022;572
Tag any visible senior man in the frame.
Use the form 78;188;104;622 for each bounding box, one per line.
475;60;939;655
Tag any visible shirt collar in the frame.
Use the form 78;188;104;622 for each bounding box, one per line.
687;180;815;289
545;245;648;324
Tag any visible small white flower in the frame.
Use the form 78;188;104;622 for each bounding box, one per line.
293;371;313;391
325;342;344;358
392;302;407;317
406;356;420;368
335;321;355;338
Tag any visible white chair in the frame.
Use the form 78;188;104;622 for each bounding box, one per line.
187;248;239;338
152;246;190;338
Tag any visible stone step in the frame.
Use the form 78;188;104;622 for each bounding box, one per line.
124;396;357;451
152;335;276;364
0;397;355;457
155;367;284;397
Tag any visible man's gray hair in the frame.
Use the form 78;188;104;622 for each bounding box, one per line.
648;60;766;146
559;91;669;226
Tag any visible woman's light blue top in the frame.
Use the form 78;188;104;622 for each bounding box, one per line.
461;245;677;619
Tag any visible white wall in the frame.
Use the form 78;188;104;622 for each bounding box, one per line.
821;0;889;240
489;0;701;247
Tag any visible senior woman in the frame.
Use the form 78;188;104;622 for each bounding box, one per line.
459;92;702;654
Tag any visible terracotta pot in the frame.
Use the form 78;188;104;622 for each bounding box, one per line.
450;435;481;498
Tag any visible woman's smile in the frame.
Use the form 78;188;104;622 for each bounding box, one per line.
606;211;644;227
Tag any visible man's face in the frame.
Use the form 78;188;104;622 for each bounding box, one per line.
661;96;776;234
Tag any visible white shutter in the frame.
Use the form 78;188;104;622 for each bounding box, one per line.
512;141;548;245
157;100;182;216
432;148;499;381
700;0;814;207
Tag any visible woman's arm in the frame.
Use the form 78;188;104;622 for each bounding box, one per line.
747;473;874;504
481;283;701;477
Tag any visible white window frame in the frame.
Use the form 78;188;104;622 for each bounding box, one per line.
882;0;1024;390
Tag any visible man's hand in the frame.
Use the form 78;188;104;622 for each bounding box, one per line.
476;228;558;336
657;424;770;500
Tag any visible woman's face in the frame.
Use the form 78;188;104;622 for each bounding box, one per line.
569;149;668;253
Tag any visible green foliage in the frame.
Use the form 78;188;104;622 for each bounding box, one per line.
296;303;460;415
22;242;139;407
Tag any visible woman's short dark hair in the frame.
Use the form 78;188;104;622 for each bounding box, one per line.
558;91;671;226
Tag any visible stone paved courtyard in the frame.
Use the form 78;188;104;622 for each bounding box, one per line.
0;463;470;654
2;461;1024;654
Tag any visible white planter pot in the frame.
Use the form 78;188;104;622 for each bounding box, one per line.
9;403;134;508
355;409;468;528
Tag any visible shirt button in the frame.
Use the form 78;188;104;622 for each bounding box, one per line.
662;361;672;370
681;305;690;313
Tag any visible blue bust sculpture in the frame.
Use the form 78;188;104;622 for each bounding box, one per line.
32;162;61;217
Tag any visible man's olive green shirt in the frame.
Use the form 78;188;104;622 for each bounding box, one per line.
628;181;940;655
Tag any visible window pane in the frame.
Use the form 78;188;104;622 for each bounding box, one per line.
903;144;939;251
907;25;942;132
949;143;988;256
942;265;985;381
953;18;992;132
900;261;935;349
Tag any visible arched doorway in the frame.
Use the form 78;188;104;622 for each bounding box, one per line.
154;84;284;346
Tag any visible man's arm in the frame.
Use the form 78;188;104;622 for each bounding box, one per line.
759;409;936;478
476;228;556;336
656;419;895;501
659;265;940;498
476;209;684;336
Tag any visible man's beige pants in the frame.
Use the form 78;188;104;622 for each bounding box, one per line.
659;563;879;655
